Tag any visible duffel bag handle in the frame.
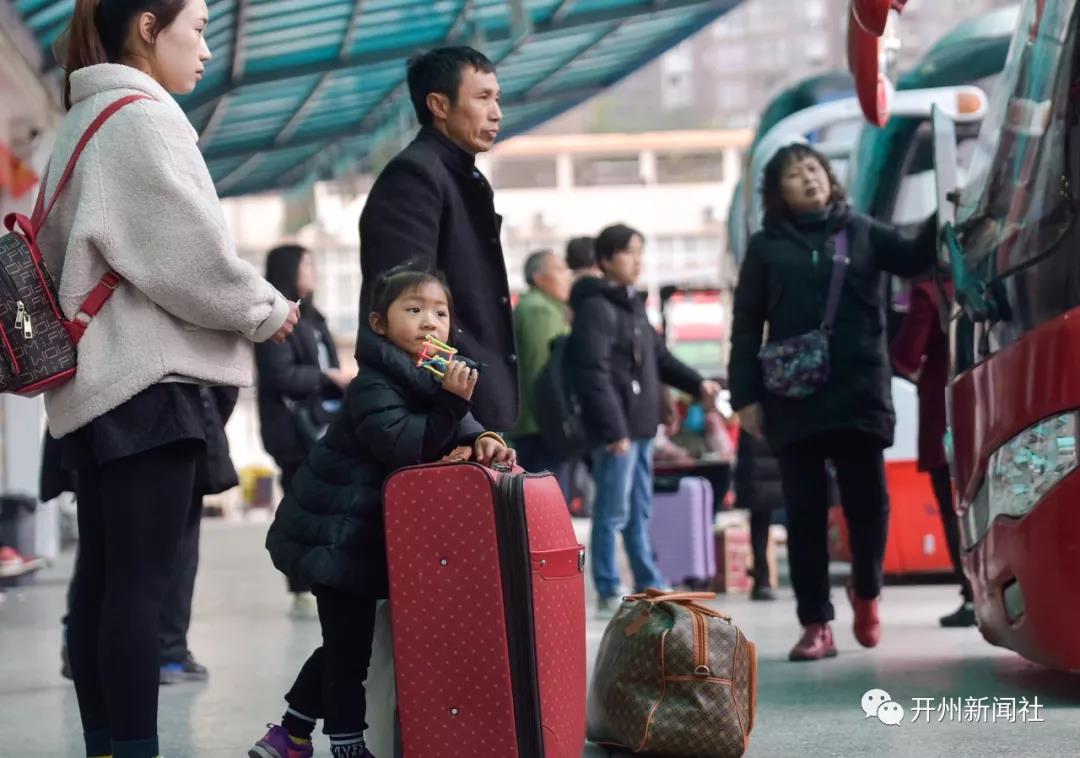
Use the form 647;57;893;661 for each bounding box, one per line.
626;588;732;620
630;588;716;603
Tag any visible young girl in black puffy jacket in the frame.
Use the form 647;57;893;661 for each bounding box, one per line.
252;267;514;758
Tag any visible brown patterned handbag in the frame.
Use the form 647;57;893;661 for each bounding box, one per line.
0;94;148;396
587;590;757;757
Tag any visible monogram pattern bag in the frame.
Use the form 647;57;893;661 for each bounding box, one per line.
0;95;148;396
757;231;849;399
587;590;757;757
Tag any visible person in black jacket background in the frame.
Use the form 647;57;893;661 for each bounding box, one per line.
255;268;513;758
728;143;936;662
570;224;721;617
257;245;351;616
358;46;517;432
733;429;786;602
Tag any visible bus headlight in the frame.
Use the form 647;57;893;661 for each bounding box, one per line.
962;412;1078;549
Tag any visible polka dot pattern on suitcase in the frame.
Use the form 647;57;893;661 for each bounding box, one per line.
384;466;587;758
385;465;518;757
524;476;588;757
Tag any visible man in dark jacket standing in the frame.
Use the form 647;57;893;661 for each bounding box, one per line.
359;46;517;431
570;224;720;617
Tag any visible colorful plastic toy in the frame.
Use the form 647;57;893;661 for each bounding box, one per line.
416;335;481;378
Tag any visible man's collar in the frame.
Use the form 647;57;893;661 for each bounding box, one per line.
418;126;477;176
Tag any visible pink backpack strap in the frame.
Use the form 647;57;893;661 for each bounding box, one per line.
32;93;152;229
29;94;152;342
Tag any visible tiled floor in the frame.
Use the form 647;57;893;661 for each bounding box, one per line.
1;519;1078;757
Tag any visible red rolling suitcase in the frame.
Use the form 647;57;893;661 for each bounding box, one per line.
383;463;587;758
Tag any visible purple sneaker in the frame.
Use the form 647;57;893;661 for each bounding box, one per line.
249;724;314;758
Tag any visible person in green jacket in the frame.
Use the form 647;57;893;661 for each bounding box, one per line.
512;249;573;497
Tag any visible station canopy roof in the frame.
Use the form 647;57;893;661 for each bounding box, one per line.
13;0;741;196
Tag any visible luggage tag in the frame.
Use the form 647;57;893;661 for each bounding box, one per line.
416;335;484;378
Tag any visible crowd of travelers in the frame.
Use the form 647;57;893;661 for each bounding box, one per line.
21;0;971;754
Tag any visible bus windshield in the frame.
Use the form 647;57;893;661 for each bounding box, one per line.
957;0;1079;279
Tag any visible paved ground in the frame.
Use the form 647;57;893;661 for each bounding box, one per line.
2;519;1078;757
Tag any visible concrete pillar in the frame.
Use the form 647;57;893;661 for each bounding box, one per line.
556;152;574;191
2;395;44;498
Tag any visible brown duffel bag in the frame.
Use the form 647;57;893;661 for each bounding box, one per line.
587;589;757;757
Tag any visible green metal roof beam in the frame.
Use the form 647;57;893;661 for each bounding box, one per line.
183;0;730;109
201;79;604;161
525;19;624;97
551;0;576;24
200;0;248;143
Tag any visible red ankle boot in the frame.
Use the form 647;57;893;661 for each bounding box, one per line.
788;623;838;661
848;585;882;648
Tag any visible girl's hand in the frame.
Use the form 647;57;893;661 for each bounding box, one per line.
475;437;516;468
442;359;478;401
441;445;473;463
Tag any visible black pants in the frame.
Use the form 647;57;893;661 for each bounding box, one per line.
777;431;889;625
68;441;200;743
929;465;973;602
279;461;310;594
749;509;772;587
63;495;203;664
514;434;573;503
159;496;203;663
285;585;378;735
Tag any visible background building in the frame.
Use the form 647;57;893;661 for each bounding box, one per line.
541;0;1018;132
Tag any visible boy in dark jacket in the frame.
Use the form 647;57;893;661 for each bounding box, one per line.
569;224;720;617
253;268;514;758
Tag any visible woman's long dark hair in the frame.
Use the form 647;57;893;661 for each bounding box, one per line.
57;0;188;109
761;143;847;227
265;244;320;320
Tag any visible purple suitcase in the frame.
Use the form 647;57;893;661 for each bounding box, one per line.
649;477;716;588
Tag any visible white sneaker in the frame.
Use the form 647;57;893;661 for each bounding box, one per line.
290;591;318;620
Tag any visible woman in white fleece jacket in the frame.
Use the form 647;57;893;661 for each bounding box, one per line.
40;2;299;757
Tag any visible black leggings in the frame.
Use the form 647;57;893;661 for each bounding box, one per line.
777;431;889;626
749;509;772;586
286;585;378;736
68;441;200;746
928;465;973;602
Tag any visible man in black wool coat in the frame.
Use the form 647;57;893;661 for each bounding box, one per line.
358;46;518;432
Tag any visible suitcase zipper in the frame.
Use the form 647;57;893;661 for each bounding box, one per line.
494;473;545;758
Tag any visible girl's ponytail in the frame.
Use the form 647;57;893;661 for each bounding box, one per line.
57;0;108;110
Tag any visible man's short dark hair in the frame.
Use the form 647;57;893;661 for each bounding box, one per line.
565;236;596;271
407;46;496;127
595;224;644;262
523;249;555;288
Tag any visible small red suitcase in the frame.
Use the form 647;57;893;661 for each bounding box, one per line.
827;461;953;575
383;463;587;758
